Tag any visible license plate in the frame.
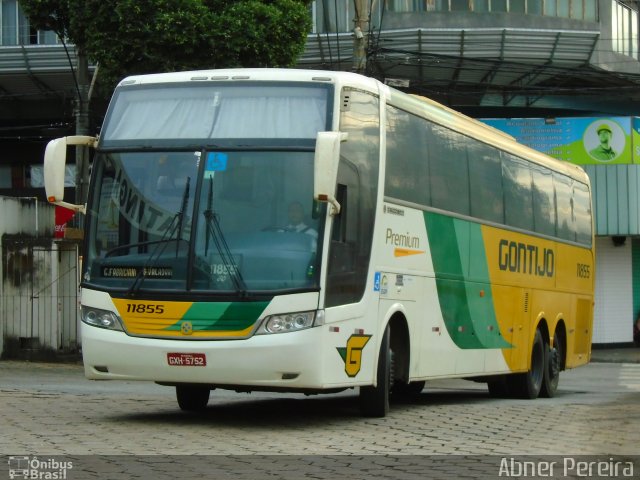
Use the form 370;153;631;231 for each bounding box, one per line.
167;352;206;366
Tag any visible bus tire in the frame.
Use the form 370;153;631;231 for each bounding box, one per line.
540;333;562;398
359;325;391;417
487;376;510;398
509;328;545;399
176;385;210;412
393;380;425;398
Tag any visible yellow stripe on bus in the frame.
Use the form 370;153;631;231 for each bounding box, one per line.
394;248;425;257
112;298;192;330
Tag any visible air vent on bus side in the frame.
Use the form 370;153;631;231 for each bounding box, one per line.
341;92;351;112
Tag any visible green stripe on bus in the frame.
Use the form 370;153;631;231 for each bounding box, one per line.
424;212;511;350
164;301;269;331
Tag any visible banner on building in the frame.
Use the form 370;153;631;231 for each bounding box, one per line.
633;117;640;163
482;117;634;165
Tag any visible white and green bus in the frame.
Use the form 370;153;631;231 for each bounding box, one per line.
44;69;594;417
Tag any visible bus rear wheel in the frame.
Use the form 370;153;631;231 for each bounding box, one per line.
540;332;562;398
176;385;210;412
509;328;545;399
359;325;391;417
487;376;510;397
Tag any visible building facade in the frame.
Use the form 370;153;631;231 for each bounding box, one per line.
0;0;639;346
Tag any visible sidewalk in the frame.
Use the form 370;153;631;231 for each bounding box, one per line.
590;346;640;363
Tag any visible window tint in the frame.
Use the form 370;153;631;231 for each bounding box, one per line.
510;0;525;13
544;0;557;15
383;103;591;246
375;0;594;19
554;173;575;242
574;182;592;244
429;124;470;216
326;89;380;307
468;143;503;223
584;0;596;21
557;0;569;17
532;166;556;237
385;105;430;206
473;0;490;12
451;0;470;10
503;154;533;231
528;0;543;14
492;0;507;11
572;0;583;19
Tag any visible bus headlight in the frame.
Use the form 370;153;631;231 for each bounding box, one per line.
81;307;123;331
256;310;324;335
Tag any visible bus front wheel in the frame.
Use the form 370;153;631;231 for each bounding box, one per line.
393;380;425;398
176;385;210;412
487;376;510;397
359;325;391;417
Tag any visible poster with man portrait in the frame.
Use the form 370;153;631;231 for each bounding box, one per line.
482;117;633;165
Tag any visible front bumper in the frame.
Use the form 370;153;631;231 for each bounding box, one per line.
81;322;328;389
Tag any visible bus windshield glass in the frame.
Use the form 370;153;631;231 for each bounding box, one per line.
100;83;329;145
85;149;324;294
85;81;331;294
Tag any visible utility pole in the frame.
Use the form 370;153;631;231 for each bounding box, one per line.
74;49;91;206
353;0;369;73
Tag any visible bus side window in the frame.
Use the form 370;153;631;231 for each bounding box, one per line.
554;172;575;242
326;88;380;307
573;182;592;245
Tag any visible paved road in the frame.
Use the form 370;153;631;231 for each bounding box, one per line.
1;360;639;479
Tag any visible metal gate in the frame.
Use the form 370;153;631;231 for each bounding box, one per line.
1;236;80;355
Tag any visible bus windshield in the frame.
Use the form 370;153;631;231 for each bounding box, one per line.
83;81;332;295
100;83;329;146
84;149;324;294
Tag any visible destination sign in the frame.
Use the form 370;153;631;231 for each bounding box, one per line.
101;266;173;278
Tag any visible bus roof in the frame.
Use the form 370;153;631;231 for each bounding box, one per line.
117;68;379;90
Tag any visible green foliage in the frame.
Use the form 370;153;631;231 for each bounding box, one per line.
21;0;312;95
214;0;312;68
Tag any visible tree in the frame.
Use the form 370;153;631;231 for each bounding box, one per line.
22;0;312;95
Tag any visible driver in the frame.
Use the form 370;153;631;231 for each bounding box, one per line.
286;201;317;240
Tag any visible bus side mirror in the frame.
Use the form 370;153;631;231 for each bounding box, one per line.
314;131;346;216
44;135;97;214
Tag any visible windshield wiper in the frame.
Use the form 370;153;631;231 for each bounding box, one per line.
203;177;248;296
104;238;187;258
125;177;191;296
